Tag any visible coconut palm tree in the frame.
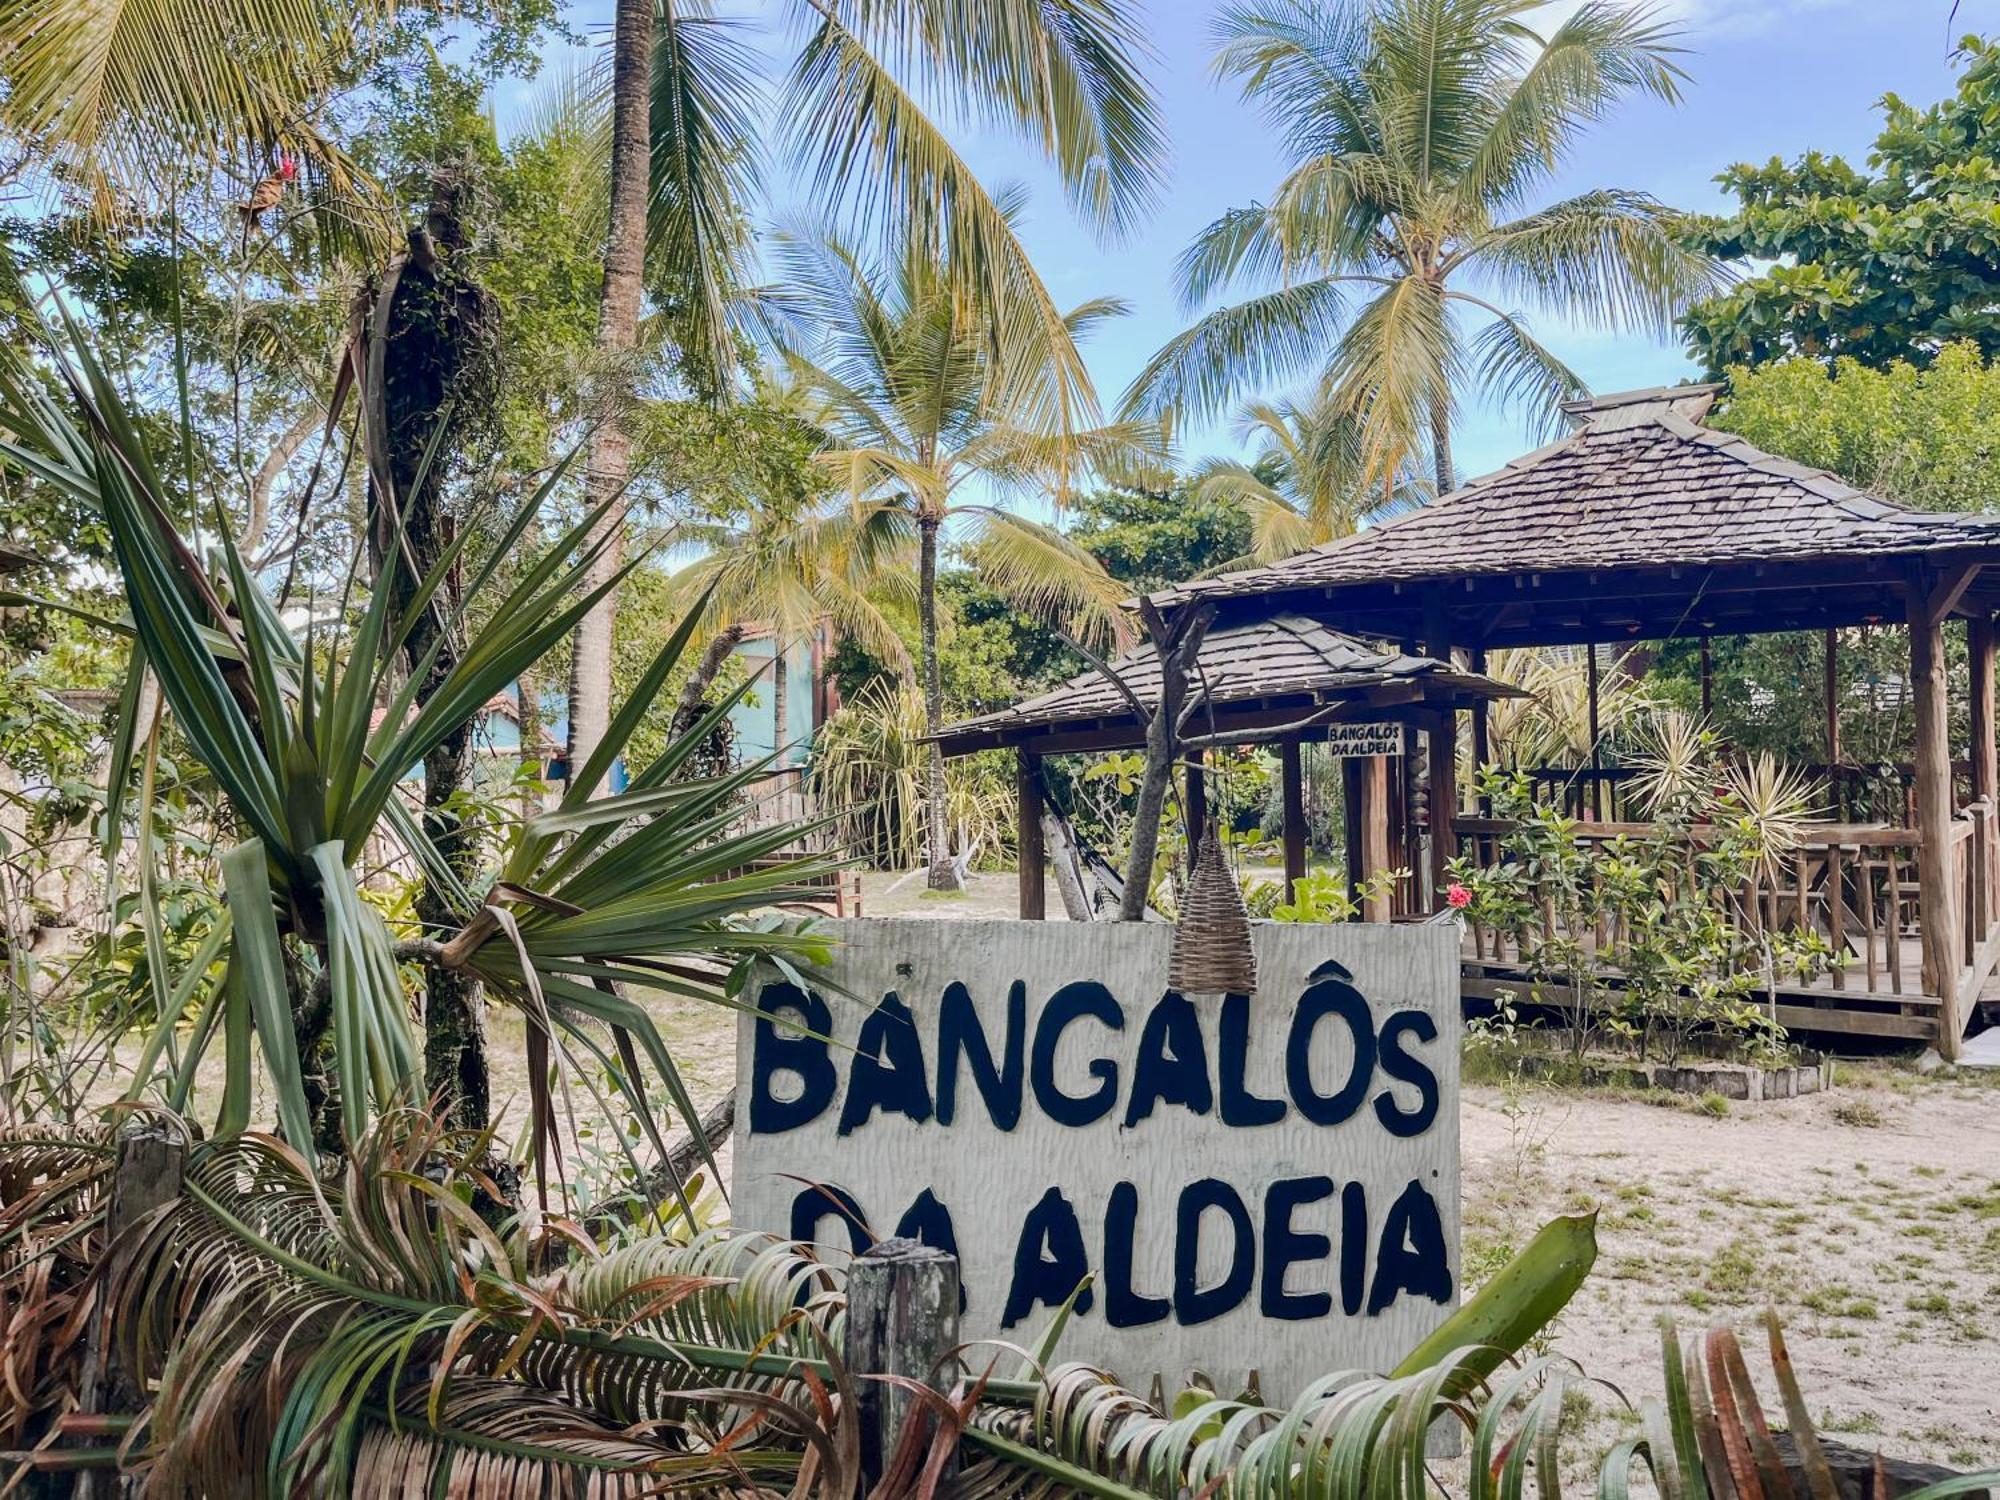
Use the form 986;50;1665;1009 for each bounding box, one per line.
775;220;1150;891
1125;0;1720;494
1188;385;1426;566
563;0;1168;788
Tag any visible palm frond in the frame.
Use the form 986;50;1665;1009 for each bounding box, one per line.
0;0;391;234
1120;278;1351;423
1468;188;1722;337
649;3;764;395
784;11;1103;445
958;507;1132;653
1460;298;1588;442
1458;0;1689;213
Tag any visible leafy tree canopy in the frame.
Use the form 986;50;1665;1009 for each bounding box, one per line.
1685;36;2000;374
1710;341;2000;514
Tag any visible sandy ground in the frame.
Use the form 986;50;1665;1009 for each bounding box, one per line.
1461;1070;2000;1469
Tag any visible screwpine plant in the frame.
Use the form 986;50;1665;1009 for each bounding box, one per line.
0;283;842;1194
1452;723;1835;1065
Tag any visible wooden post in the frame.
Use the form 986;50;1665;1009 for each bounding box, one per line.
1585;642;1603;821
1908;575;1962;1058
1016;749;1045;921
1340;755;1364;917
1280;740;1307;903
79;1121;186;1499
1823;627;1841;766
1469;646;1492;815
1184;751;1207;840
1699;634;1713;721
1971;617;1996;808
1423;594;1457;903
1972;616;1997;952
846;1238;961;1489
1359;754;1392;923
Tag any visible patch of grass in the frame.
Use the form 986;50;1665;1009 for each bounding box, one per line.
916;888;969;902
1905;1292;1953;1317
1821;1410;1883;1435
1802;1285;1879;1319
1461;1233;1517;1293
1832;1097;1884;1128
1696;1091;1730;1118
1702;1238;1764;1303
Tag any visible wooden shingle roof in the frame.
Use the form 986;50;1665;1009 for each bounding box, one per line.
1158;386;2000;610
934;613;1517;756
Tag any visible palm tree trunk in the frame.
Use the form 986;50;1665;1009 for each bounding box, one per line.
772;636;789;763
1431;402;1454;499
564;0;653;795
918;515;961;890
671;625;746;738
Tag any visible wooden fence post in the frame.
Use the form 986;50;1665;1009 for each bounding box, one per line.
844;1237;961;1490
77;1120;185;1497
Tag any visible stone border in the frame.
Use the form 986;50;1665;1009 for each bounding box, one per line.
1513;1051;1834;1102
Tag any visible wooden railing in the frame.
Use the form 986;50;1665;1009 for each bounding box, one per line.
1517;763;1923;826
1456;817;1945;1000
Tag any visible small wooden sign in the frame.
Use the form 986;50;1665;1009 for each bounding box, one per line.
1323;721;1404;758
733;919;1460;1401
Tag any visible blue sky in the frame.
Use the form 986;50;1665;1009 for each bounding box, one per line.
498;0;1997;481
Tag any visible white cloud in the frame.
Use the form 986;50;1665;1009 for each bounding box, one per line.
1529;0;1868;43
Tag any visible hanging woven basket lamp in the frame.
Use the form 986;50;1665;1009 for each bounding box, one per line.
1168;824;1258;995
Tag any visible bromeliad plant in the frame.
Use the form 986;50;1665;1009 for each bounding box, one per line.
0;288;838;1176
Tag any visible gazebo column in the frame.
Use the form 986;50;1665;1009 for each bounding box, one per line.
1341;757;1363;917
1185;750;1207;838
1971;615;1997;971
1972;616;1996;808
1280;740;1307;903
1016;749;1045;920
1423;593;1458;906
1469;646;1492;815
1360;754;1392;922
1907;574;1962;1056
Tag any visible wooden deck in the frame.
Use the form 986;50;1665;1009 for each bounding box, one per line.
1452;808;2000;1048
1458;938;1949;1043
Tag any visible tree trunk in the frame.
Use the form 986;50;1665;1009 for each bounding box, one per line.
918;515;961;890
671;624;746;738
516;664;544;818
564;0;654;795
1431;402;1454;499
1119;701;1175;920
772;634;789;763
368;182;502;1133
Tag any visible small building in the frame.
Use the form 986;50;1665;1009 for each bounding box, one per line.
1137;384;2000;1056
935;612;1520;919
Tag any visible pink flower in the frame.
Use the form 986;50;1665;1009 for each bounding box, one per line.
1446;882;1472;909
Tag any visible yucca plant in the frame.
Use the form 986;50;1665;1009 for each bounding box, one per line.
0;285;837;1184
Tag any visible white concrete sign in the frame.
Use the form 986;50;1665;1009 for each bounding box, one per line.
732;919;1460;1400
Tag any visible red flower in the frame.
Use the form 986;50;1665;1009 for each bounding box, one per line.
1445;882;1472;909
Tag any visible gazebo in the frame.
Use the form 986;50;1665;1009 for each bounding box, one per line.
1153;384;2000;1055
934;612;1519;921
